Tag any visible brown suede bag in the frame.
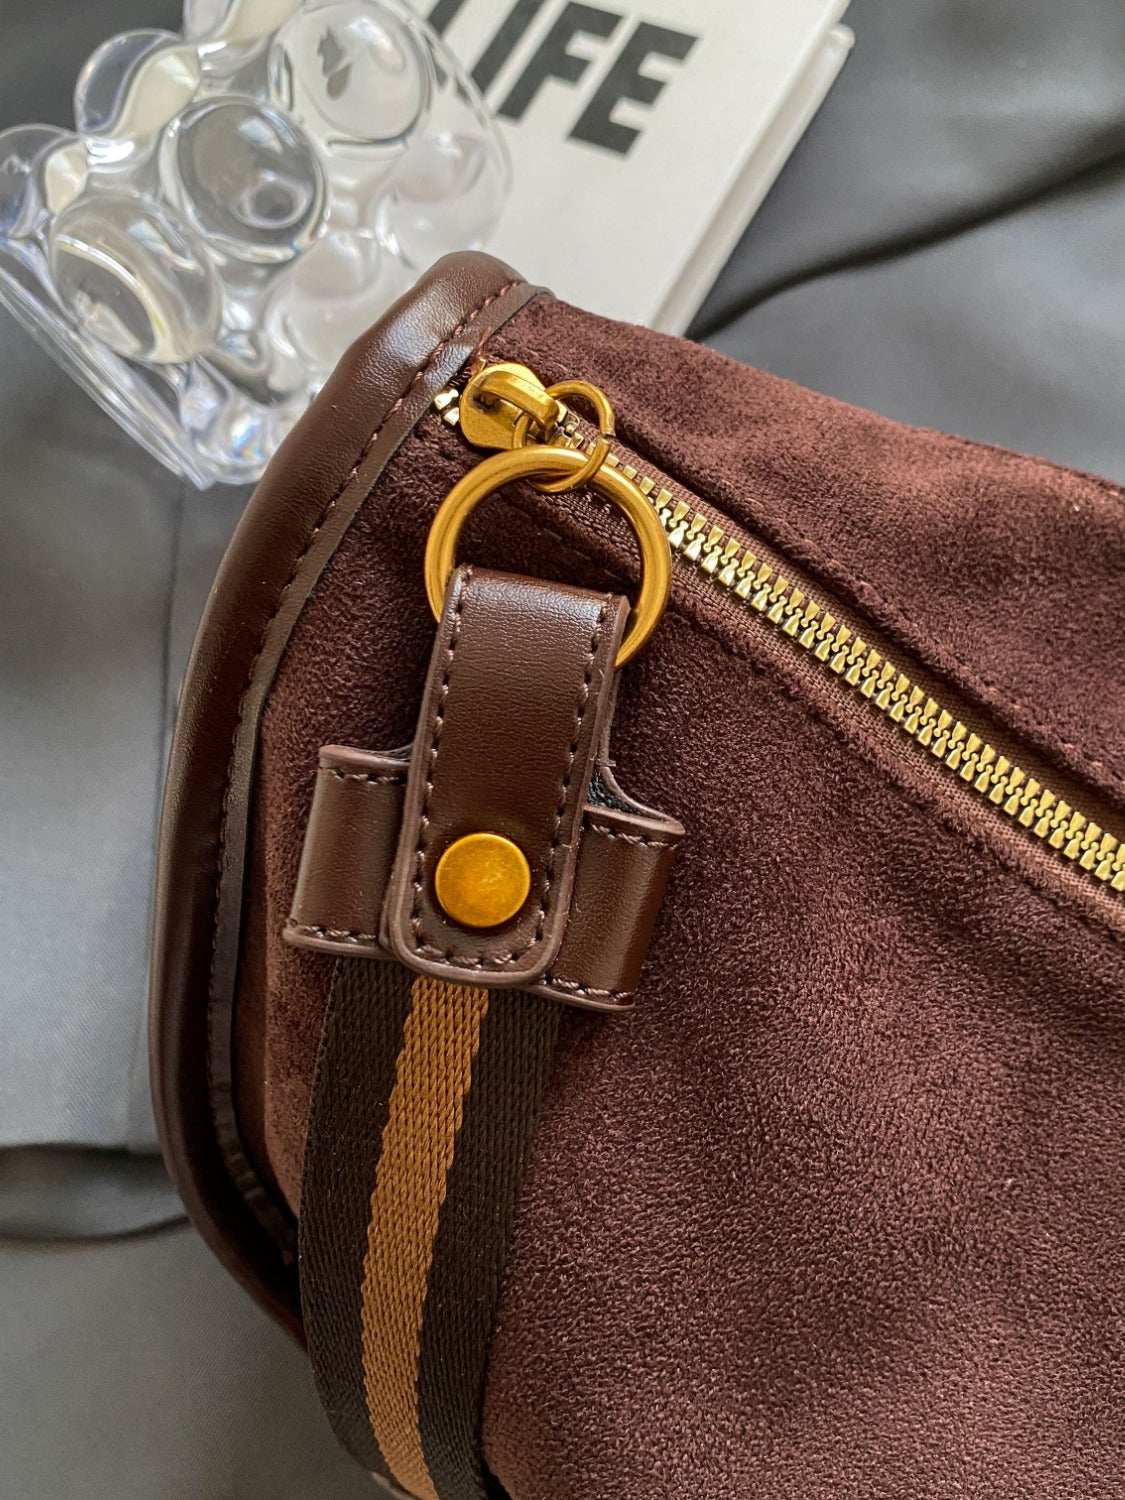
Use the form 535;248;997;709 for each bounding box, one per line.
151;251;1125;1500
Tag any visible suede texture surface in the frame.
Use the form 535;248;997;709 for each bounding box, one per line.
494;299;1125;808
244;296;1125;1498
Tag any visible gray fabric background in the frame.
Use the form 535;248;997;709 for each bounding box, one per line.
1;0;1122;1493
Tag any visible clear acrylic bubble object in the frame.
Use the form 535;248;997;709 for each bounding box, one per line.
0;0;509;486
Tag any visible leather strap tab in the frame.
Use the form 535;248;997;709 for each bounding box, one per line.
382;567;629;989
285;746;683;1010
298;568;684;1497
287;746;408;952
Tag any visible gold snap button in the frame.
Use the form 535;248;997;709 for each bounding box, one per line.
435;833;531;929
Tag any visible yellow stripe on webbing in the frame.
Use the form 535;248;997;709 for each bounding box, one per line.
360;976;491;1500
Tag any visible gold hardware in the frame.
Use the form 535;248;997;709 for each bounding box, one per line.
429;368;665;664
424;443;672;669
435;832;531;928
434;363;1125;897
513;379;615;495
458;362;564;450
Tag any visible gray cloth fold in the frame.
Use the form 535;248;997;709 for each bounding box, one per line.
0;1148;182;1239
0;329;243;1157
706;161;1125;484
693;1;1125;336
0;1224;378;1499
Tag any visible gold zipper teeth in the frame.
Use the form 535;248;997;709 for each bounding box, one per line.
551;417;1125;895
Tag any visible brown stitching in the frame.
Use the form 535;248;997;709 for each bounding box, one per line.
414;944;519;969
407;587;612;967
286;919;381;944
542;975;631;1001
295;927;523;969
585;820;676;849
209;277;522;1071
536;596;610;942
285;920;634;994
320;766;406;787
410;566;471;945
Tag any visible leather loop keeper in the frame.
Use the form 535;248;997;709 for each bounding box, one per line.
284;747;408;952
284;564;685;1009
380;568;629;989
285;747;683;1010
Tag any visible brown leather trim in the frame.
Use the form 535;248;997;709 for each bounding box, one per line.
284;743;684;1009
149;253;542;1335
544;802;682;1003
286;746;409;953
382;567;629;988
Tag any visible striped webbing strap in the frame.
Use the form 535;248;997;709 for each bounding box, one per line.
299;957;560;1499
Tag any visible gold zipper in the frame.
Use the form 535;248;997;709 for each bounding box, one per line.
433;363;1125;897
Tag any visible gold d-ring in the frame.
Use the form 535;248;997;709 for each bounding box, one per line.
423;445;672;668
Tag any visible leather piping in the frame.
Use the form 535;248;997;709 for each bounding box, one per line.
150;253;542;1337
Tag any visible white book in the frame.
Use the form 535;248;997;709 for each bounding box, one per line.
426;0;853;331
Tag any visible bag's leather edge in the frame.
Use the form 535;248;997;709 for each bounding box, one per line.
149;251;544;1336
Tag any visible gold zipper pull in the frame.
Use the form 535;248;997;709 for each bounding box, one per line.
452;362;565;451
426;361;669;666
442;360;620;504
